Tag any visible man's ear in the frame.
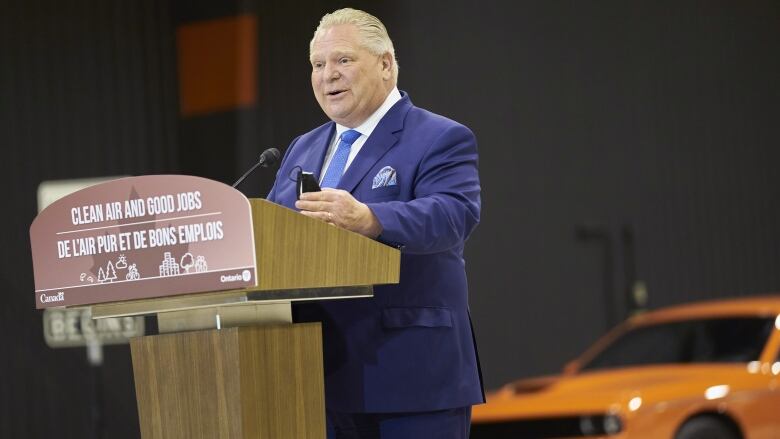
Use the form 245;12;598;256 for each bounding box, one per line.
380;52;393;80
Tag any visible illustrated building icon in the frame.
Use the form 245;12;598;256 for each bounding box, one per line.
159;252;181;277
195;255;208;273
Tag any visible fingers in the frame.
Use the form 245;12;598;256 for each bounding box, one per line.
299;188;343;202
296;189;373;234
296;190;340;212
300;210;333;223
296;188;355;213
295;199;330;212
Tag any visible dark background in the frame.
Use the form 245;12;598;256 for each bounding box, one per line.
2;0;779;437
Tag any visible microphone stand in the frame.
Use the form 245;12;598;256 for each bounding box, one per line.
232;160;265;188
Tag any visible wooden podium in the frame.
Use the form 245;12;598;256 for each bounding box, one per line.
90;199;400;439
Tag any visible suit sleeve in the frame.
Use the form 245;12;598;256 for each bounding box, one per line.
366;123;481;255
266;135;301;202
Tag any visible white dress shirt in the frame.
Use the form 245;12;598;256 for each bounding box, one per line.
319;87;402;184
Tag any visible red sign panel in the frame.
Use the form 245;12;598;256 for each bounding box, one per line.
30;175;257;308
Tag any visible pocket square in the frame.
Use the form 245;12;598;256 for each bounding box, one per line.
372;166;397;189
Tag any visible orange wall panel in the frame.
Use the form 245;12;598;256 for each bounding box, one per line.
176;15;257;116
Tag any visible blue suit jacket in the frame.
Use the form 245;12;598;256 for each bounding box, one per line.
267;92;484;413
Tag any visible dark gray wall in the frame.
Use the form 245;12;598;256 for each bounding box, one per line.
404;0;780;385
2;0;779;437
1;0;178;437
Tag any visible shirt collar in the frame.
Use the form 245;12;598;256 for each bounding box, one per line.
334;87;402;139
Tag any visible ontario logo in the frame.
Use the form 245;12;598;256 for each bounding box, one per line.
220;270;251;283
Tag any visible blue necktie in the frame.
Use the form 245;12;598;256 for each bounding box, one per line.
321;129;361;188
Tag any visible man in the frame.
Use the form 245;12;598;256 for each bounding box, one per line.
267;8;483;438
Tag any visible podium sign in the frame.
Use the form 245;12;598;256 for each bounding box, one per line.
30;175;257;308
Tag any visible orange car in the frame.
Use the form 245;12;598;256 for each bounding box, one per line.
471;295;780;439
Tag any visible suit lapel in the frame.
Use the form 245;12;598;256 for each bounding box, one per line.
337;95;412;193
302;122;336;179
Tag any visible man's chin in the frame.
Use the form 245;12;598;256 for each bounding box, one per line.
325;109;355;126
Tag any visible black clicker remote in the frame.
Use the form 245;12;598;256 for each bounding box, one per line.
296;170;321;200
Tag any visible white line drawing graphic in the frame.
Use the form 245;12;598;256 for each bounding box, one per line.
97;267;106;283
126;263;140;280
180;252;195;273
37;265;252;292
116;254;128;269
80;273;87;282
104;261;117;282
195;255;208;273
159;252;180;277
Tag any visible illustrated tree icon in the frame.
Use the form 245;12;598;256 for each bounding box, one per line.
180;252;195;273
97;267;106;283
105;261;117;282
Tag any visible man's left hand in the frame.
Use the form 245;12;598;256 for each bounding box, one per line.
295;188;383;238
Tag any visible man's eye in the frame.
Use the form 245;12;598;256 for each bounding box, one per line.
313;62;323;69
339;58;351;64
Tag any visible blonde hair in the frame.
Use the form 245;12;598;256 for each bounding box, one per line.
310;8;399;81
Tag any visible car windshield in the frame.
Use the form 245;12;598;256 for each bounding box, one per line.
580;316;776;371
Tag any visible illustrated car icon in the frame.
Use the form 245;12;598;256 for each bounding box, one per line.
471;295;780;438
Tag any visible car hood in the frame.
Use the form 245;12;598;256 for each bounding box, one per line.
473;364;748;422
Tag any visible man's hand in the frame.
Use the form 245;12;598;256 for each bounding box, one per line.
295;188;383;238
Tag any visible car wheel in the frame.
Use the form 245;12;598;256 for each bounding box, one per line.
675;416;740;439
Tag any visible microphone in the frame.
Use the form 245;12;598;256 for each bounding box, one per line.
232;148;281;188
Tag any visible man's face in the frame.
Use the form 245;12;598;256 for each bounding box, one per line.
310;24;392;128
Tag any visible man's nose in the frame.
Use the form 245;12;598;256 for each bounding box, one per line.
324;64;341;81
